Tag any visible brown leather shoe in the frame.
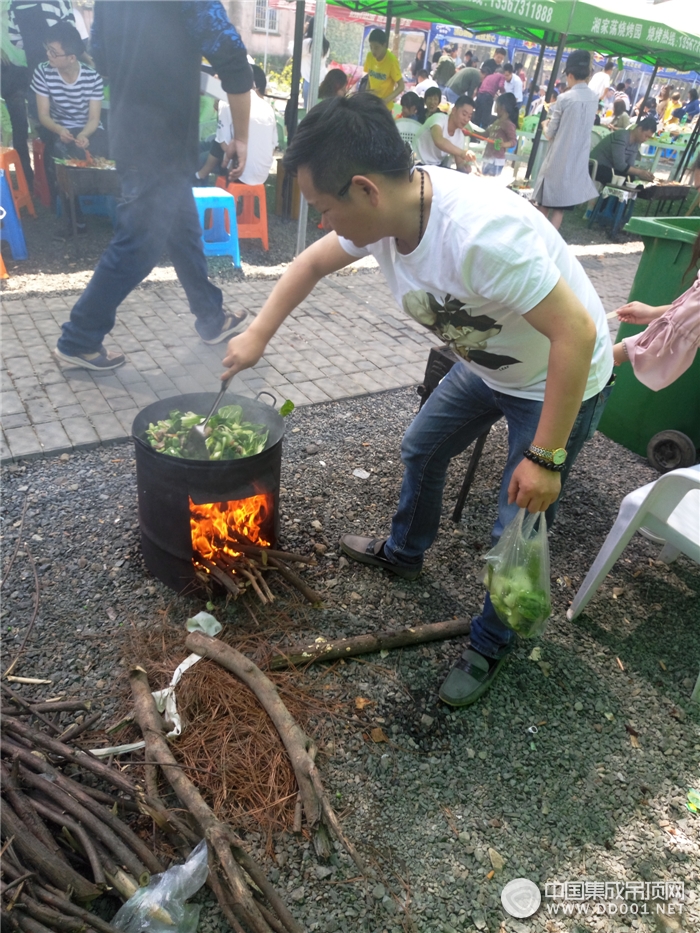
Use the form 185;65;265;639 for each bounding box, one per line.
338;534;421;581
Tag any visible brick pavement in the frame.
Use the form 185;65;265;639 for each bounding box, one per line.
1;250;640;463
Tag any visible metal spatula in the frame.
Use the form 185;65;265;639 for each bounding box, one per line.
183;375;233;459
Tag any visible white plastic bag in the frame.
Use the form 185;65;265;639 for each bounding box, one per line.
483;508;552;639
112;840;209;933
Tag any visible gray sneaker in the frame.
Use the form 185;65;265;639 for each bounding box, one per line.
53;346;126;371
200;309;248;345
338;534;421;581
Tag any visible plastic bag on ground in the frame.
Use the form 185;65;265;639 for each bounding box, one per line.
483;508;552;639
112;840;208;933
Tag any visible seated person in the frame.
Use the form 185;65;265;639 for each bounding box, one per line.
318;68;348;100
414;68;438;98
414;95;476;171
197;65;276;187
423;85;442;119
613;82;631;112
398;91;424;123
590;117;657;185
672;88;699;121
603;99;631;130
481;92;518;176
31;20;107;234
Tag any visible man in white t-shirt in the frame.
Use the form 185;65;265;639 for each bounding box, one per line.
220;95;613;709
414;96;476;170
588;60;614;100
196;64;276;186
414;68;438;97
503;62;523;104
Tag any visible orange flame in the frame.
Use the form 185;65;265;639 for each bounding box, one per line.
190;494;272;561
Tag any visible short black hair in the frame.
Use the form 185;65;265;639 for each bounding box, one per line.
503;62;514;74
615;82;626;91
45;21;84;57
604;60;614;71
638;116;658;132
417;69;430;80
565;49;590;80
453;95;474;110
424;86;442;101
282;93;411;196
251;64;266;94
690;88;699;101
368;28;387;45
481;60;497;76
495;47;507;55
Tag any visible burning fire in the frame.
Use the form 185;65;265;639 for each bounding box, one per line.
190;494;272;561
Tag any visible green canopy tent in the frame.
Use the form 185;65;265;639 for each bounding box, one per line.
329;0;700;177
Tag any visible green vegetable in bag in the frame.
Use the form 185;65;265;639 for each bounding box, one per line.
483;508;552;638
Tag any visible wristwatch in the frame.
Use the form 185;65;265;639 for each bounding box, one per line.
528;444;567;465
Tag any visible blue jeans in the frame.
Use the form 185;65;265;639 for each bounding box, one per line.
384;361;612;658
444;87;458;104
57;166;225;355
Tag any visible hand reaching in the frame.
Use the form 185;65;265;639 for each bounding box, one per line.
614;301;663;325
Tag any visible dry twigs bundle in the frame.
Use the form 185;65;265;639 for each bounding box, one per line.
0;705;195;933
194;536;322;606
130;666;306;933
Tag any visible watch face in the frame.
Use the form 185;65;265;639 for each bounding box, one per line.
553;448;567;465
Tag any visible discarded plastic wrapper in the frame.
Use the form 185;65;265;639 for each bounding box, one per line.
90;613;222;756
112;839;208;932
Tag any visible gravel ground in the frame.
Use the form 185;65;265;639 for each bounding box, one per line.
2;388;698;933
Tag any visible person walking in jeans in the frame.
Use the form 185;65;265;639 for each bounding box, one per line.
219;94;614;709
53;0;253;372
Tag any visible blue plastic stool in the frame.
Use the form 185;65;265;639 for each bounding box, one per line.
0;170;28;260
192;187;240;267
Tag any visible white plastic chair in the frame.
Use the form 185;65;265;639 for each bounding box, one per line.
567;466;700;700
395;118;420;149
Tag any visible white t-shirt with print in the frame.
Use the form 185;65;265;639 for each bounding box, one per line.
215;91;276;186
414;112;465;165
337;166;612;402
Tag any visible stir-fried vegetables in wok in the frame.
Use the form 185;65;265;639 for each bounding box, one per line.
145;405;268;460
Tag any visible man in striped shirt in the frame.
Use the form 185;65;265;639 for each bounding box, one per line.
30;20;106;232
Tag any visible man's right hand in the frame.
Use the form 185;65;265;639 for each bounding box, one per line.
224;138;247;181
221;328;267;380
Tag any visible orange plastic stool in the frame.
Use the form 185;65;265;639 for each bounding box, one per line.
215;177;268;250
31;139;51;208
0;253;8;279
0;147;36;218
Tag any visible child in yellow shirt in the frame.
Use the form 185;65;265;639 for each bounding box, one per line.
363;28;404;109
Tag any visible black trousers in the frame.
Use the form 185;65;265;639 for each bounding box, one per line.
1;63;33;190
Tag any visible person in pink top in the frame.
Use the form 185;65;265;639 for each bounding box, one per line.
612;233;700;390
474;67;505;128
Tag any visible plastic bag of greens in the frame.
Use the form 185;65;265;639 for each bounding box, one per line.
112;840;208;932
483;508;551;639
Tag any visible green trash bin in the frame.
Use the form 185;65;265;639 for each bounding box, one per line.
597;216;700;470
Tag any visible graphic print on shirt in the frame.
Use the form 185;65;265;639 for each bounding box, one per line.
402;290;522;370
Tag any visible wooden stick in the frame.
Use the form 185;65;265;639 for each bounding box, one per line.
28;798;106;887
0;685;62;735
9;745;163;875
226;533;316;565
3;545;40;678
184;633;366;874
2;700;89;715
198;557;243;597
236;564;269;604
129;667;290;933
268;617;473;670
0;800;99;901
31;886;123;933
0;761;68;861
57;710;103;743
266;557;322;605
